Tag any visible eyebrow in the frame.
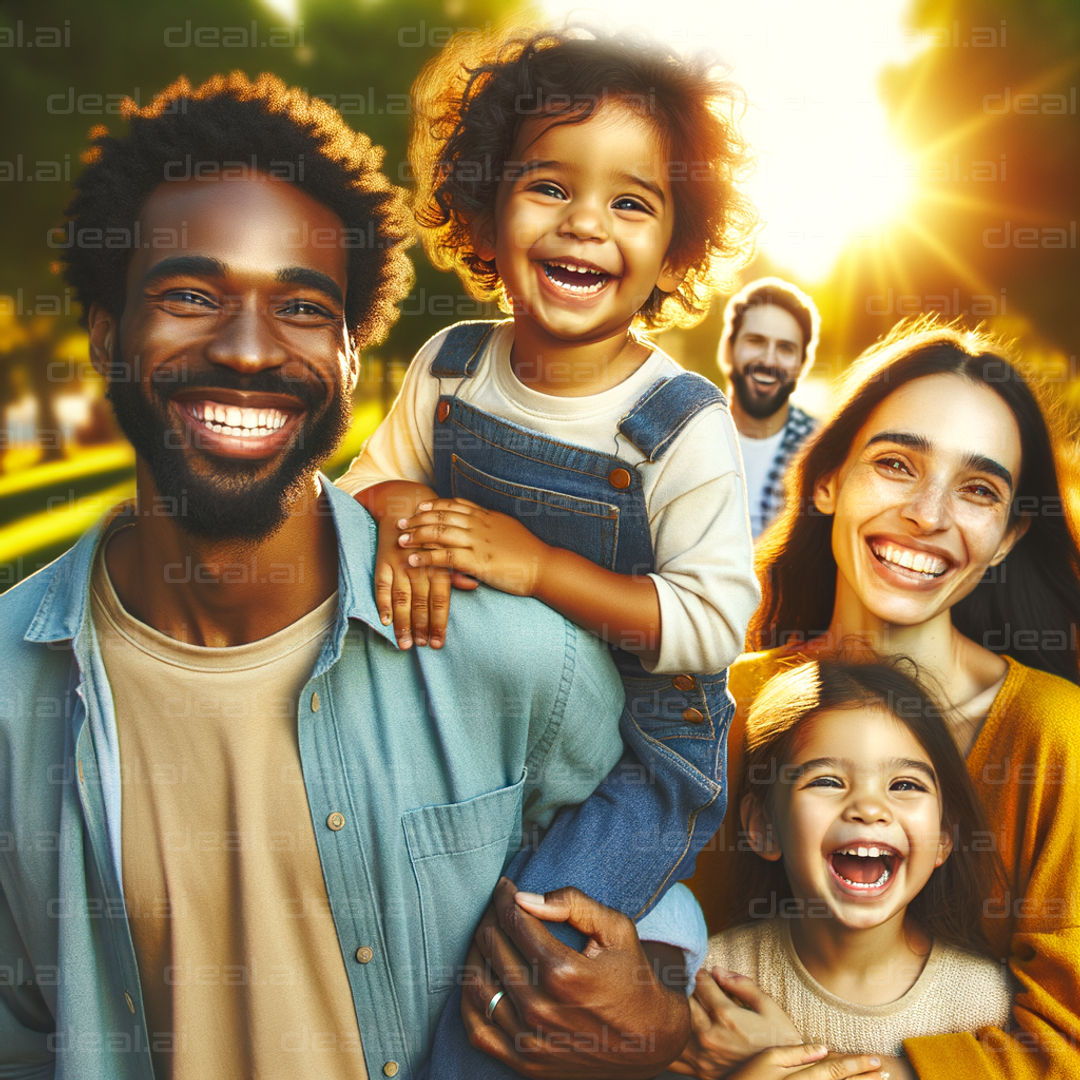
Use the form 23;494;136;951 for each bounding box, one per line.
139;257;344;309
795;756;939;787
510;159;667;206
865;431;1014;490
276;267;344;309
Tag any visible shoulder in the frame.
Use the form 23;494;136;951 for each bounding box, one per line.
704;919;775;977
991;658;1080;752
930;942;1013;1009
787;404;818;433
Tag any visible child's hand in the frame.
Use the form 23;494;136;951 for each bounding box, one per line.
374;513;477;649
397;498;550;598
721;1045;887;1080
668;967;806;1076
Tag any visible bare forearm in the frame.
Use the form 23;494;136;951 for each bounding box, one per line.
536;545;661;664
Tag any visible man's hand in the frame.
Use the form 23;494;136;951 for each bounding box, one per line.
398;499;551;598
667;968;805;1078
724;1045;888;1080
460;878;690;1077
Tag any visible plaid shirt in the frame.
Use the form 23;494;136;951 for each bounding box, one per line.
757;404;817;534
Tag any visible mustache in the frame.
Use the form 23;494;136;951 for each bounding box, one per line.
149;366;332;412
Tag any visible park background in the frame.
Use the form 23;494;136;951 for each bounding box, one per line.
1;0;1078;589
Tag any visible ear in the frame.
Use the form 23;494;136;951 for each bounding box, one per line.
87;303;116;378
812;470;839;516
989;513;1030;567
471;213;497;263
934;827;954;868
740;793;783;863
656;260;686;295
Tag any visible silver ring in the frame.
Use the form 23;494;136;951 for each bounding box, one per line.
485;989;505;1022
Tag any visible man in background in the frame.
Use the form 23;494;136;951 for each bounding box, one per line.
718;277;820;538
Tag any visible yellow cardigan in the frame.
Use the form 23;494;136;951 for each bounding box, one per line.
686;652;1080;1079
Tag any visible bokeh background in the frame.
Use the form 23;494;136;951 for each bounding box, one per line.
1;0;1078;589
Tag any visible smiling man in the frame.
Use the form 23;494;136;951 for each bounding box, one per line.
718;277;821;538
0;74;692;1080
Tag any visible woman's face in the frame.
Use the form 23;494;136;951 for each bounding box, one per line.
814;373;1027;629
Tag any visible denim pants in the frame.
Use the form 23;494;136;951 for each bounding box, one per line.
419;322;734;1078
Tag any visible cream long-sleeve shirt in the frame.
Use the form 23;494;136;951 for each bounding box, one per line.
704;918;1014;1059
337;322;759;675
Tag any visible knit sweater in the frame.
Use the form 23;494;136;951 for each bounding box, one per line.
687;652;1080;1078
704;918;1013;1057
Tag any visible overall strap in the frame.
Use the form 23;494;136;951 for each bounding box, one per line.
428;321;500;378
617;371;727;463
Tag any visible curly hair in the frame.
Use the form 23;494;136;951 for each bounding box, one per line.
409;24;757;330
751;318;1080;684
61;71;414;348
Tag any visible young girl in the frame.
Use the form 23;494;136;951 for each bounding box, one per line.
673;659;1013;1078
338;23;759;933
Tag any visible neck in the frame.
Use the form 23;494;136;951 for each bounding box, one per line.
788;910;929;1005
105;461;340;647
730;397;790;439
509;315;650;397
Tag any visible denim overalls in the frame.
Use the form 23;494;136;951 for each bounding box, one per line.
418;323;736;1079
431;321;735;916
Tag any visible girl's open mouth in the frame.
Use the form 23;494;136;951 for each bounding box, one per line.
543;260;612;295
828;845;901;894
869;541;949;581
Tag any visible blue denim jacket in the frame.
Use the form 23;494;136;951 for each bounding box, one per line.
0;480;635;1079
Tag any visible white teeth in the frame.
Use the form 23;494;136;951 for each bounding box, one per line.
857;847;869;857
872;543;947;578
868;847;880;858
188;400;291;437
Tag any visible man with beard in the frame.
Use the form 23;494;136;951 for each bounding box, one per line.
0;74;694;1079
718;277;820;537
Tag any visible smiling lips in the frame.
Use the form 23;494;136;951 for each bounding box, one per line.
189;400;293;439
542;259;612;295
828;843;902;892
175;397;301;459
870;541;949;579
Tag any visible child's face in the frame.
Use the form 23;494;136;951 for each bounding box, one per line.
477;102;681;347
751;705;951;933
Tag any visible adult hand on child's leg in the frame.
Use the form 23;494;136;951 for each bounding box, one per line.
460;878;690;1077
667;967;805;1076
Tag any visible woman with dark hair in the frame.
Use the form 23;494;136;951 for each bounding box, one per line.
679;319;1080;1079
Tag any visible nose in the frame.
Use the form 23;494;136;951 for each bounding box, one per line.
902;475;952;533
558;198;609;243
204;294;288;374
842;785;891;826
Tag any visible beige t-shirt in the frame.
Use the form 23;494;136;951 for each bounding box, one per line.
91;550;368;1080
704;917;1014;1058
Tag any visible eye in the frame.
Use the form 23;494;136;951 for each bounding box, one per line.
529;181;565;199
875;455;912;476
890;778;929;793
960;479;1002;502
612;196;651;213
161;288;217;314
805;775;843;789
277;298;334;318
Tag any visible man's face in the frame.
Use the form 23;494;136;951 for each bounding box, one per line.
726;304;805;421
95;175;355;541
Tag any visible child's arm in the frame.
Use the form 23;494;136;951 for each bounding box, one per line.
399;496;662;664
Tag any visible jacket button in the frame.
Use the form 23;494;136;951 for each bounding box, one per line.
383;1063;399;1077
327;812;346;831
672;674;696;692
355;945;374;964
437;401;450;423
682;708;704;724
608;468;632;490
311;692;321;713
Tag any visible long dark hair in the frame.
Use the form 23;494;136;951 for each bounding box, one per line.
751;319;1080;684
734;659;1003;957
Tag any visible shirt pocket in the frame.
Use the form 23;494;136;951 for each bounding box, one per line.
402;771;526;994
